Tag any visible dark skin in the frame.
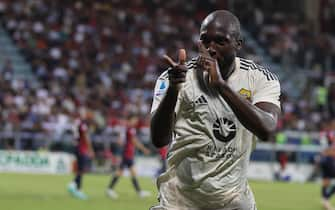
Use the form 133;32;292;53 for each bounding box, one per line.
151;10;281;148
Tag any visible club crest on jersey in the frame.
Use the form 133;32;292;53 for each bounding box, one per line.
238;88;251;100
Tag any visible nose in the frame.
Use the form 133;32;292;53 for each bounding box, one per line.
208;49;216;58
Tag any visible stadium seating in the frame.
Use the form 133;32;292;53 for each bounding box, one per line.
0;0;333;159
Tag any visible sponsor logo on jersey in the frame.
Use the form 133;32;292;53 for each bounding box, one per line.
202;143;237;159
213;117;236;143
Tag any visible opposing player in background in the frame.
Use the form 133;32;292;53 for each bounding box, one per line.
155;146;168;178
67;111;95;200
320;120;335;210
108;116;125;173
106;115;151;199
150;10;281;210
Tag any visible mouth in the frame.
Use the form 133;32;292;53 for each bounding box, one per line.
208;51;217;59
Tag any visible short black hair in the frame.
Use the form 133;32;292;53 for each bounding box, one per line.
201;10;241;41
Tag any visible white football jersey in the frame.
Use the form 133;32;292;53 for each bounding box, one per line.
151;57;280;209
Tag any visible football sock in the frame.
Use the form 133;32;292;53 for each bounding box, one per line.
329;184;335;198
322;183;335;199
322;186;329;199
131;177;141;192
109;176;119;189
75;175;82;190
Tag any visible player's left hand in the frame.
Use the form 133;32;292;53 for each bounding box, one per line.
163;49;188;91
197;41;224;86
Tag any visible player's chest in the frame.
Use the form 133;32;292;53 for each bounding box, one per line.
181;76;252;120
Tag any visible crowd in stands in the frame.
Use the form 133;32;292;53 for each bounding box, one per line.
0;0;334;150
234;2;335;133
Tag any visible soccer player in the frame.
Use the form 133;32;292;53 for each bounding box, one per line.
109;116;125;173
155;146;168;178
67;113;95;200
320;123;335;210
106;115;151;199
150;10;281;210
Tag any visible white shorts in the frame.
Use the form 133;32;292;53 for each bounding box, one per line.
151;176;257;210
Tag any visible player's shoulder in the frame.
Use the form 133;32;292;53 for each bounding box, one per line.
186;57;198;70
239;57;279;81
157;70;169;81
157;57;198;80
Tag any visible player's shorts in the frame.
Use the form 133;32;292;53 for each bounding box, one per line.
75;150;90;172
321;156;335;178
152;175;257;210
120;158;134;169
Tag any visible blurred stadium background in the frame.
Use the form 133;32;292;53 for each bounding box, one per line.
0;0;334;209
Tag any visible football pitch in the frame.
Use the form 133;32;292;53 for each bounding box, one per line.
0;173;329;210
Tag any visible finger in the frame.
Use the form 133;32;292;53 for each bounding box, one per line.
178;49;186;65
209;61;220;83
209;61;218;81
171;78;186;84
168;73;187;79
163;54;177;67
168;70;186;78
197;56;213;71
198;57;218;83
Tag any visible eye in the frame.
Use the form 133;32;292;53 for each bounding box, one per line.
215;37;229;45
200;35;210;45
201;38;210;45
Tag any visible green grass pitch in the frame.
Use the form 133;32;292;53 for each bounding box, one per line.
0;173;330;210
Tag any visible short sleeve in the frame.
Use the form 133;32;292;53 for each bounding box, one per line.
150;71;169;114
252;72;281;108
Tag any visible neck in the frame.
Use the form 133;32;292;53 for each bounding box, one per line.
220;59;236;80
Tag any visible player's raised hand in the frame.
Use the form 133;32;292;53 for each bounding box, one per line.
197;41;223;85
163;49;187;90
